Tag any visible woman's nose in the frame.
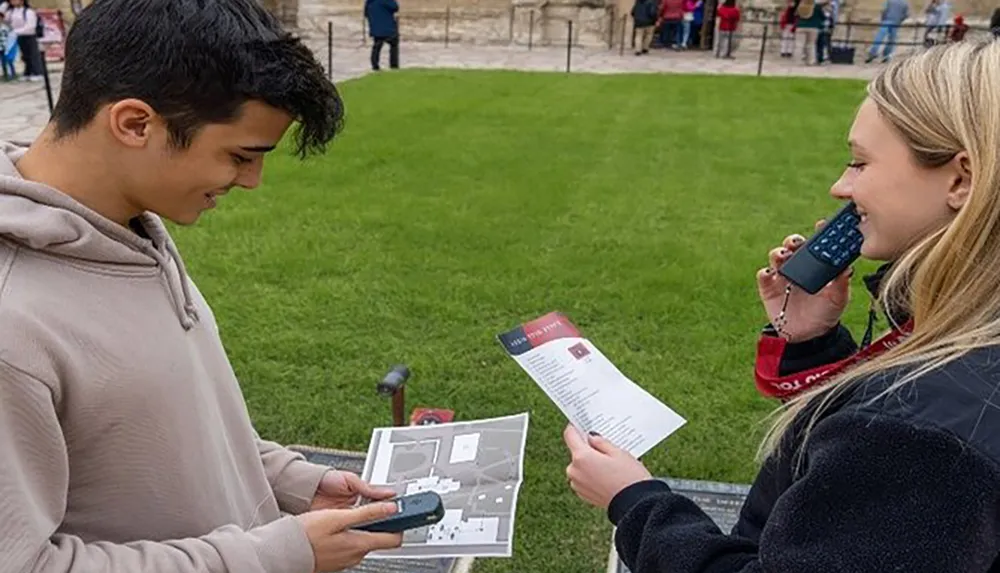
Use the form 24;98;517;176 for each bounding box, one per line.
829;173;853;200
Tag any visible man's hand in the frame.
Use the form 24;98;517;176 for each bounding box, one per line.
297;502;404;573
311;470;397;511
563;425;653;510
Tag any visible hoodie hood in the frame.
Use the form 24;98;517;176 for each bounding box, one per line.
0;141;199;329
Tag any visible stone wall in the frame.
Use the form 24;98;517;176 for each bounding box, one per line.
32;0;996;49
32;0;84;20
297;0;995;51
298;0;621;46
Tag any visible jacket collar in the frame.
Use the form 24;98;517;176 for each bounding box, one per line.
862;262;893;299
862;261;911;327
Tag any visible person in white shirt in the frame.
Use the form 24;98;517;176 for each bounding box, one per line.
923;0;950;45
0;0;42;81
0;12;18;80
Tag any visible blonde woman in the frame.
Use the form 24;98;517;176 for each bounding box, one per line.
563;38;1000;572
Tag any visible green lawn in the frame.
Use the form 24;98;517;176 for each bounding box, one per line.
171;69;878;572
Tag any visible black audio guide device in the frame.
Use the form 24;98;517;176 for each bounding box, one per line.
778;201;864;295
352;491;446;533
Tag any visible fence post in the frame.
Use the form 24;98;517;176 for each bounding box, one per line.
40;50;53;115
529;10;535;50
607;8;612;48
619;14;626;55
757;24;768;76
445;7;451;47
566;20;573;72
509;5;515;43
327;21;333;79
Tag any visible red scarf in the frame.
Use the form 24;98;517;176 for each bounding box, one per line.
754;319;913;400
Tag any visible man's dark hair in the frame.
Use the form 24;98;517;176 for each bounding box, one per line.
52;0;343;158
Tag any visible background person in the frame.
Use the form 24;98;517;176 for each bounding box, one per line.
632;0;658;54
563;39;1000;572
657;0;686;49
680;0;701;48
923;0;950;45
949;13;968;41
866;0;910;62
0;0;42;81
714;0;740;58
779;0;797;57
365;0;399;70
0;11;18;80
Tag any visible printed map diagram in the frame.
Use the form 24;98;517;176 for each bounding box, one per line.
361;413;530;559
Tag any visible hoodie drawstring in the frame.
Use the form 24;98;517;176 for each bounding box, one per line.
164;239;199;327
147;240;198;331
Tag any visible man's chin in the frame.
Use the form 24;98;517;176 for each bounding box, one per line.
161;210;205;226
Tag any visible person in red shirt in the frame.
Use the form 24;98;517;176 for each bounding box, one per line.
657;0;686;49
949;14;969;42
715;0;741;58
779;0;797;57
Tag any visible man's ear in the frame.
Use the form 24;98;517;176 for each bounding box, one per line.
946;151;972;211
106;99;158;149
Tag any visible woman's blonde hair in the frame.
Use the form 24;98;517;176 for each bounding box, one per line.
760;38;1000;465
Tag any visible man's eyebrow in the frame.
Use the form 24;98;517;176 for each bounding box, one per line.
240;145;277;153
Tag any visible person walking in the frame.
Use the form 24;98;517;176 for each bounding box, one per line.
365;0;399;70
866;0;909;62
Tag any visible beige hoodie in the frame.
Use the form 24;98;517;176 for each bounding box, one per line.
0;141;328;573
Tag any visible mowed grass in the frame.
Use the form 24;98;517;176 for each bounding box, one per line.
170;70;878;572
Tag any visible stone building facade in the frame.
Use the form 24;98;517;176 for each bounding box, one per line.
27;0;999;49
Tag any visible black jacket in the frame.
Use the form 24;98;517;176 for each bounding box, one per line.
632;0;658;27
609;266;1000;572
365;0;398;38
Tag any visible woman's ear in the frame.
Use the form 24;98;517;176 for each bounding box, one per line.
946;151;972;211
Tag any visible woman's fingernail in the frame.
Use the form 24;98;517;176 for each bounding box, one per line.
764;267;774;275
792;237;803;245
588;431;601;436
779;249;788;256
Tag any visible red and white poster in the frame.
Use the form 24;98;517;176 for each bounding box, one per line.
36;8;66;61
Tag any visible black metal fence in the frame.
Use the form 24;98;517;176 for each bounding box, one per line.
715;17;994;68
320;8;995;76
319;5;621;49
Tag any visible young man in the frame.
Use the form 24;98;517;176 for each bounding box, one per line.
0;1;405;572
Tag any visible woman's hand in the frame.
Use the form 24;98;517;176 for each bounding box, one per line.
563;425;653;510
757;220;852;343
